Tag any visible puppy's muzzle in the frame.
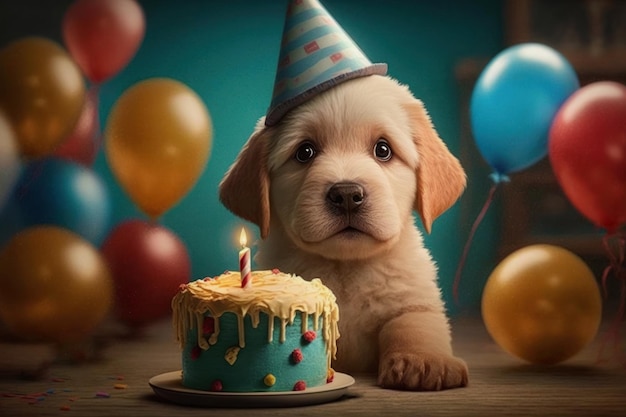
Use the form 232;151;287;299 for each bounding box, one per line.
326;182;365;215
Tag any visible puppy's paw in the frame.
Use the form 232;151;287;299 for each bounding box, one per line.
378;351;468;391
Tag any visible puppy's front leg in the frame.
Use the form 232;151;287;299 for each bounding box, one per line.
378;310;468;390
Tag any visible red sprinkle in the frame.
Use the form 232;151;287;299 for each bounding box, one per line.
190;345;202;360
178;283;188;291
293;380;306;391
60;405;71;411
95;391;110;398
210;380;223;392
272;268;280;274
327;368;335;383
302;330;316;343
202;317;215;335
291;348;303;364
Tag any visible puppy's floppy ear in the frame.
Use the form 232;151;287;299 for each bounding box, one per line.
405;101;466;234
219;119;272;239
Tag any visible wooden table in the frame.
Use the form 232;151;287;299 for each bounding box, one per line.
1;317;625;417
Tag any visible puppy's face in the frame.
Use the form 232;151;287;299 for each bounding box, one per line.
219;75;466;261
267;80;419;260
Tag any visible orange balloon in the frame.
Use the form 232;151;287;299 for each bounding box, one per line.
105;78;212;218
482;244;602;365
0;226;113;343
0;37;86;158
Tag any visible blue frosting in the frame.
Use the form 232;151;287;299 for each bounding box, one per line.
182;312;328;392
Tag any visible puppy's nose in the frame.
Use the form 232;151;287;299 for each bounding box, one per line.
326;183;365;213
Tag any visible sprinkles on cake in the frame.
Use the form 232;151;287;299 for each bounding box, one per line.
210;380;223;392
291;348;304;364
172;270;339;370
224;346;241;365
263;374;276;387
302;330;317;343
171;269;340;392
190;345;202;360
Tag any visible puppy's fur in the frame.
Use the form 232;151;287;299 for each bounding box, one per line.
220;75;468;390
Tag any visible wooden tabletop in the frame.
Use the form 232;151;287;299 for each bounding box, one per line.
1;316;625;417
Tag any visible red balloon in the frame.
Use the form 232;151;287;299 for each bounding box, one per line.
549;81;626;233
62;0;145;83
54;87;99;165
101;219;191;327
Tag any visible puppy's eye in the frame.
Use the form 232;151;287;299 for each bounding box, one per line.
373;139;392;162
294;141;317;163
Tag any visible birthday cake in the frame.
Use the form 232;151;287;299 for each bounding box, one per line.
171;269;340;392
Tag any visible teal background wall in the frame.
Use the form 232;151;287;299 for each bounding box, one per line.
0;0;504;315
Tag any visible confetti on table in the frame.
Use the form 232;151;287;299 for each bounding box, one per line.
113;383;128;390
95;391;110;398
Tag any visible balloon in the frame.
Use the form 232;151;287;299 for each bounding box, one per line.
0;112;21;210
63;0;145;83
105;78;212;218
0;37;86;158
470;43;579;176
101;219;191;327
549;81;626;233
54;86;99;166
11;158;111;245
0;226;113;343
482;244;602;365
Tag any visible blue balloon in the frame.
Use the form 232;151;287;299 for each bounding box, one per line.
470;43;579;177
6;158;111;245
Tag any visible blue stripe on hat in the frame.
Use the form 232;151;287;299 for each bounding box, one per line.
277;40;354;76
272;55;373;105
278;25;337;60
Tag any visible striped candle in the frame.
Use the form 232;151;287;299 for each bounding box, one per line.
239;228;252;288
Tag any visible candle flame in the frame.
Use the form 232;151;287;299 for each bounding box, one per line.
239;228;247;247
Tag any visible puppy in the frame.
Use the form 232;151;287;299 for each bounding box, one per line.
219;75;468;390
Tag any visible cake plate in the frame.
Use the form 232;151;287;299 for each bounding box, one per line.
149;371;355;408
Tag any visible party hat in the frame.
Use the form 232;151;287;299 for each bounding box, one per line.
265;0;387;126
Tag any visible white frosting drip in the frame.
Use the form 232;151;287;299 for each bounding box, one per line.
172;270;339;368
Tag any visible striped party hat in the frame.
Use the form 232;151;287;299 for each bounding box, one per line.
265;0;388;126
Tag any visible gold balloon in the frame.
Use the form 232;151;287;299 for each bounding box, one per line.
105;78;212;218
0;226;113;343
482;244;602;365
0;37;85;158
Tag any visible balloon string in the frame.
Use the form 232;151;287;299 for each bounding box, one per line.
601;233;625;297
452;180;500;305
597;231;626;366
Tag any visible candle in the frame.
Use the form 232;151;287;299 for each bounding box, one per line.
239;228;252;288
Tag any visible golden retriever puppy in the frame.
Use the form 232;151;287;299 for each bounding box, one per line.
219;74;468;390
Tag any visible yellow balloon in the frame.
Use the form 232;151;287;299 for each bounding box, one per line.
0;226;113;343
0;37;85;158
105;78;212;218
482;244;602;365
